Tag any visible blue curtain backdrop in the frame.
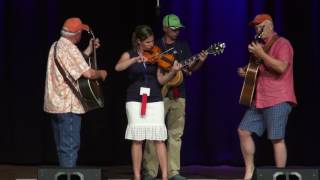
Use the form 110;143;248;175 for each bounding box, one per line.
0;0;320;166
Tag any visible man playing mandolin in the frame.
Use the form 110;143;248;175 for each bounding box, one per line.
44;17;107;168
143;14;208;180
237;14;297;180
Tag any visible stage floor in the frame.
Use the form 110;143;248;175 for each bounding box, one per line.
0;165;244;180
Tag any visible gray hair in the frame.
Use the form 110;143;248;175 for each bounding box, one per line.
60;27;80;37
264;20;274;26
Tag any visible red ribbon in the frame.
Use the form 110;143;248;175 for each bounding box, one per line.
172;87;180;99
141;94;148;116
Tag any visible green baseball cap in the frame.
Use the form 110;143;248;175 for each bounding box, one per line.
163;14;185;29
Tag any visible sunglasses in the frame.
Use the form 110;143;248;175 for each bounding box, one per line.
169;27;181;31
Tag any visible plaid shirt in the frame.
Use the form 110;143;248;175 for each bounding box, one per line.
44;37;90;114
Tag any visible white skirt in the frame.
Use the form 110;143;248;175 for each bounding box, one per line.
125;101;167;141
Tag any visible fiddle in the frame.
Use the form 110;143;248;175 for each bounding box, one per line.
143;45;175;70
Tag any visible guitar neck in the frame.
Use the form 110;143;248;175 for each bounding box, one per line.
88;29;98;70
92;45;97;69
89;38;98;69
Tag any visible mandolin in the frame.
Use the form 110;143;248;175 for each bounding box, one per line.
161;42;226;97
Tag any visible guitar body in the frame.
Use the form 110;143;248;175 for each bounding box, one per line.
78;76;104;111
239;61;260;106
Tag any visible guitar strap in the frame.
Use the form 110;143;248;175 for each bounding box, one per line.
263;35;280;54
53;42;89;111
254;35;279;64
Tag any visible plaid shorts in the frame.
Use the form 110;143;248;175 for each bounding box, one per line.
239;102;292;140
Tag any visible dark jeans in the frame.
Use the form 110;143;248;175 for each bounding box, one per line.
50;113;81;168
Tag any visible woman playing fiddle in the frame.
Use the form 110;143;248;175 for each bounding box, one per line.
115;25;181;180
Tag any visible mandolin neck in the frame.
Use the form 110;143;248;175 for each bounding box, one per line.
181;50;207;69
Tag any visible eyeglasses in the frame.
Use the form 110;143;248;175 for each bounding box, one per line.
169;27;181;32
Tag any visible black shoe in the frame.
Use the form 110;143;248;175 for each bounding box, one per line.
169;174;186;180
143;174;156;180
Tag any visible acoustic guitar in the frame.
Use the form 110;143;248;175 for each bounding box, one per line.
161;42;226;97
78;29;104;111
239;27;279;106
239;27;265;106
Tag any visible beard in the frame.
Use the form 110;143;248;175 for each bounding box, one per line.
169;34;178;41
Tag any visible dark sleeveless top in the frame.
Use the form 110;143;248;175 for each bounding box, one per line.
126;50;163;102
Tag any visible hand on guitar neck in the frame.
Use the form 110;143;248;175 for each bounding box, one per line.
83;38;100;57
248;42;265;59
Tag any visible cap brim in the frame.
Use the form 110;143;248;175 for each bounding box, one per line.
249;21;259;27
82;24;90;31
169;25;185;30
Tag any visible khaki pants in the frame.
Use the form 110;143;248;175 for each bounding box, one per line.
143;97;186;178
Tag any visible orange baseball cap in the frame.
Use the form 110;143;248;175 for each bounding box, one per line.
249;14;273;26
62;17;89;33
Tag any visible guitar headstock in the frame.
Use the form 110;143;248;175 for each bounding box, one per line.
206;42;226;56
88;28;96;39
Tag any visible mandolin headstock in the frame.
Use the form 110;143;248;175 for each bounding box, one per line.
206;42;226;56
